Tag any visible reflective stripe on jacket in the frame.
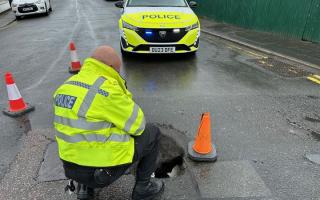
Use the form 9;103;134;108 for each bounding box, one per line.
53;58;145;167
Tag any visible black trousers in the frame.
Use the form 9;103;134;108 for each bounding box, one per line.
63;123;161;188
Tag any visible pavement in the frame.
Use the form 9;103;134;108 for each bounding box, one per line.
0;8;15;28
200;18;320;69
0;1;10;14
0;0;320;199
0;0;15;28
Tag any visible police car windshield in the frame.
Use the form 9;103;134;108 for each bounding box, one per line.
127;0;188;7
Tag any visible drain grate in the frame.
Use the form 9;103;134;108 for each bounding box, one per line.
250;57;312;78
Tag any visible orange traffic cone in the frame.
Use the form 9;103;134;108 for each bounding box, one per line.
188;112;217;162
3;72;35;117
69;41;81;74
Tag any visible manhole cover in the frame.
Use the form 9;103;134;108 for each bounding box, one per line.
250;57;312;78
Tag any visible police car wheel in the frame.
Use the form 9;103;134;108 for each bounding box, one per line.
15;16;21;20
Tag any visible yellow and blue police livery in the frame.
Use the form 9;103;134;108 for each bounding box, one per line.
115;0;200;54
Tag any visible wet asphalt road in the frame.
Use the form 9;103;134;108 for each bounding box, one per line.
0;0;320;199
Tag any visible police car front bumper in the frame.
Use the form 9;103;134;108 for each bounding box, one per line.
120;27;200;54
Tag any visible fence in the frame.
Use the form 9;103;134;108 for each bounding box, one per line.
194;0;320;42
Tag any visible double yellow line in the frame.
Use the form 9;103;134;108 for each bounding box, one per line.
308;75;320;84
227;44;268;59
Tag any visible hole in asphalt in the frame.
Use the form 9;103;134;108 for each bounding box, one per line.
155;155;184;178
154;134;186;178
307;95;319;99
311;131;320;141
305;116;320;123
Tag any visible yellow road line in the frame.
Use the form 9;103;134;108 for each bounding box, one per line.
245;50;268;59
307;75;320;85
313;75;320;80
227;44;267;59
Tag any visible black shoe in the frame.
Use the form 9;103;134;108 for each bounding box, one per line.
76;183;94;200
132;179;164;200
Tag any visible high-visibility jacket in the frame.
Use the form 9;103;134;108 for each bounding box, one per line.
53;58;145;167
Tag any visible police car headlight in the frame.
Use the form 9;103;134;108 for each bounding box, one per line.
122;21;139;31
35;0;43;4
185;22;199;31
12;3;18;7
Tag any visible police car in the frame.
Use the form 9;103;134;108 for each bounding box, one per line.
115;0;200;54
11;0;52;20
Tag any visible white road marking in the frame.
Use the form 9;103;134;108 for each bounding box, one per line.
24;0;81;92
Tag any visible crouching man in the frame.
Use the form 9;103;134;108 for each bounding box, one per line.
53;46;164;200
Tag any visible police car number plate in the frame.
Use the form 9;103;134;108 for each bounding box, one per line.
150;47;175;53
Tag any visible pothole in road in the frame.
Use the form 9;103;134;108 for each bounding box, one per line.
154;128;186;178
311;131;320;141
307;95;320;99
287;118;320;140
154;155;185;178
305;115;320;123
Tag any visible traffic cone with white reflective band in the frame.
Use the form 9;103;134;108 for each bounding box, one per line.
188;112;217;162
69;41;81;74
3;72;35;117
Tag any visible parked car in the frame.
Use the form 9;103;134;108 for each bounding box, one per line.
11;0;52;20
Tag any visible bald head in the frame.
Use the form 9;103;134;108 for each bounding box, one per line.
91;46;121;73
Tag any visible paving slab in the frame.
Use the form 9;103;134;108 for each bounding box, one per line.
0;7;15;28
38;142;66;182
192;160;272;199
